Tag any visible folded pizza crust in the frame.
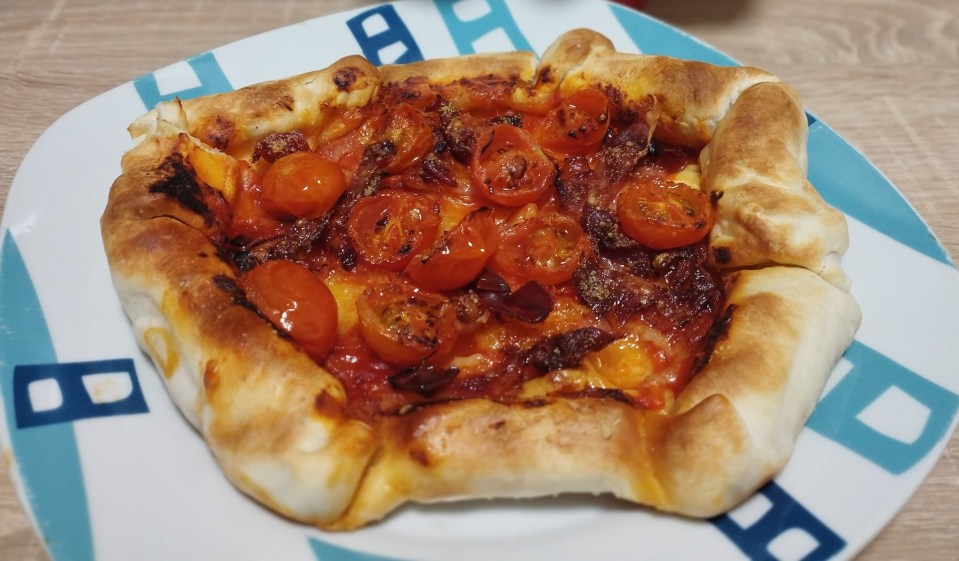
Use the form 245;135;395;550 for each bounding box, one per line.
101;29;861;529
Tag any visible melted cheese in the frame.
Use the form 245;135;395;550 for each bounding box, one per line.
519;333;661;398
672;163;702;190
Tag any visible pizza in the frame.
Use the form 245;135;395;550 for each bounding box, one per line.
100;29;861;530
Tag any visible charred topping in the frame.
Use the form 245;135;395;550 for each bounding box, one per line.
420;153;457;187
229;217;329;269
389;364;461;397
475;272;554;323
523;327;616;373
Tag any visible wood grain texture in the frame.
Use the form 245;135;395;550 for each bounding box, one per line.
1;0;957;558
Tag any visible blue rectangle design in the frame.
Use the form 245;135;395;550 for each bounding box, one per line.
346;5;423;66
133;51;233;110
807;340;958;474
14;358;148;429
434;0;532;54
712;481;846;561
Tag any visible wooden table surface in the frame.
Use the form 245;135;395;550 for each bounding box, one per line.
2;0;957;558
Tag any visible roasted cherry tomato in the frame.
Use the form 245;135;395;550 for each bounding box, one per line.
356;282;457;366
261;151;347;219
535;89;610;156
225;161;284;243
239;260;339;361
490;209;590;285
404;208;500;290
347;190;441;271
615;179;715;249
471;124;555;207
376;102;433;174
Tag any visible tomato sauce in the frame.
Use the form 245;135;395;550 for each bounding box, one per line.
200;82;725;423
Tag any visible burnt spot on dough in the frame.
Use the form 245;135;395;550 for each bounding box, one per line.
713;246;732;265
203;115;236;150
314;390;346;422
710;190;724;207
692;303;737;373
212;274;257;311
275;93;295;111
149;153;214;223
202;360;220;393
561;387;636;406
537;65;555;85
409;447;430;466
333;67;360;91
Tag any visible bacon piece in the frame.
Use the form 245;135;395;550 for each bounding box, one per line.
523;327;616;373
437;102;476;164
252;131;310;163
581;206;654;277
555;155;597;213
573;261;660;325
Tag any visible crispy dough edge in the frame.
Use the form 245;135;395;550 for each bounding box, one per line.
325;266;860;528
701;82;851;287
101;29;860;529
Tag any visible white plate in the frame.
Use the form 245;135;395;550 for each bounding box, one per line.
2;1;958;560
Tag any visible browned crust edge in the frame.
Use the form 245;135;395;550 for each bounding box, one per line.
100;28;861;529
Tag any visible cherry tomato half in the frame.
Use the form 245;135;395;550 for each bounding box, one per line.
471;124;555;207
376;102;434;174
615;179;715;249
404;208;500;290
239;260;339;361
535;89;610;157
356;282;457;366
261;151;347;220
347;190;441;271
490;210;591;286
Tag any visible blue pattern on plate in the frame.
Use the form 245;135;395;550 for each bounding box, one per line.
347;5;424;66
13;359;148;429
133;51;233;110
0;232;93;561
434;0;532;54
309;537;410;561
808;340;959;474
3;2;955;559
807;122;952;266
712;481;846;561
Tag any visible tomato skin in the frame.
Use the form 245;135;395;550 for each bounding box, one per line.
490;209;591;286
347;190;441;271
616;179;715;249
356;282;457;366
404;208;499;290
261;151;347;220
471;124;555;207
225;161;284;243
377;103;434;174
239;260;339;361
535;89;610;157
